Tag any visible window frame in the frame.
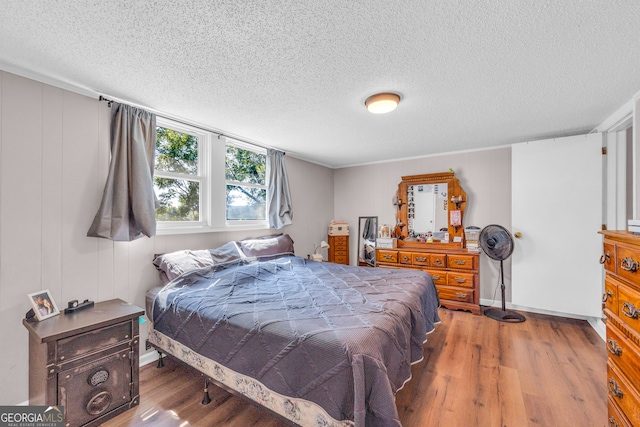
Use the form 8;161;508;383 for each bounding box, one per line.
154;118;269;235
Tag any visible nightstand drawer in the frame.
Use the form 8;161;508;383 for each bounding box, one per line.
57;321;132;362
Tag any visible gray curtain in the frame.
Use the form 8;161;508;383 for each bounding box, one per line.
87;102;158;241
267;149;293;229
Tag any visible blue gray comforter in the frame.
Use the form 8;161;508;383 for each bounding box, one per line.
151;255;440;426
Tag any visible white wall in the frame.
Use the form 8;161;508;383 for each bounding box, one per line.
333;148;512;302
0;71;334;405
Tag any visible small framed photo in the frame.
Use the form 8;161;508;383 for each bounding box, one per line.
27;290;60;321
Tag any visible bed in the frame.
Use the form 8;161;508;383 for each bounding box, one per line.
146;234;440;427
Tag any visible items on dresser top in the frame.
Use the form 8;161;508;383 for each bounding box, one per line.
23;299;144;427
328;219;349;236
599;230;640;427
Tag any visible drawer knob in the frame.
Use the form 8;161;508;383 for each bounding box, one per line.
599;251;611;264
455;292;467;299
402;256;410;262
608;378;624;399
454;277;467;284
383;254;393;260
435;259;442;265
602;290;612;303
622;301;640;319
432;275;441;280
609;416;620;427
620;257;639;272
454;259;466;265
415;256;427;262
606;339;623;356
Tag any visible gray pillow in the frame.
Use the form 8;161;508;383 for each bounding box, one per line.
237;234;295;258
153;241;243;283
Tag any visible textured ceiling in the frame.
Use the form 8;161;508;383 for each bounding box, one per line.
1;1;640;167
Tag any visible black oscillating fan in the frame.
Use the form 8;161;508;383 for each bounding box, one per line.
479;224;525;323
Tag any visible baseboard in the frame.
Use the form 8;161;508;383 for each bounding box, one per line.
140;347;160;367
587;317;606;341
479;299;605;341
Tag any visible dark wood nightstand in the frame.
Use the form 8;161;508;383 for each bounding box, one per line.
23;298;144;427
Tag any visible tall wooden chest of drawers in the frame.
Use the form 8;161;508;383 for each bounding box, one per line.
376;246;480;314
23;299;144;427
600;231;640;426
328;235;349;265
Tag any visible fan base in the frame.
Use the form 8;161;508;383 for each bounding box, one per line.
484;308;526;323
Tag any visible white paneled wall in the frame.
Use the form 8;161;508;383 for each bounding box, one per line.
333;148;512;302
0;71;334;405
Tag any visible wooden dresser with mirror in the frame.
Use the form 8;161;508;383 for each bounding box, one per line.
376;172;481;314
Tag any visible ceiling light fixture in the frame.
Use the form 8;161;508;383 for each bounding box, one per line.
365;93;400;114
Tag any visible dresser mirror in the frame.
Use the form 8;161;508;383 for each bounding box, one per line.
395;172;467;248
357;216;378;266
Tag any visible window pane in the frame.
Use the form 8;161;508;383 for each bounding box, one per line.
155;177;200;221
225;145;266;185
155;127;198;174
226;185;266;221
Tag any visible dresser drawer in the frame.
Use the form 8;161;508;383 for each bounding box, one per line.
331;235;348;243
399;252;413;265
378;250;398;263
603;241;615;273
447;254;474;270
411;253;430;266
609;396;633;427
607;362;640;427
617;283;640;336
425;270;447;286
57;321;132;363
437;286;474;303
333;255;348;264
606;323;640;387
616;244;640;287
605;277;620;316
447;272;475;288
334;250;348;256
430;254;446;268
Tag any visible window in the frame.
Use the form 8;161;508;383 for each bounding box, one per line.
225;141;267;222
153;118;268;233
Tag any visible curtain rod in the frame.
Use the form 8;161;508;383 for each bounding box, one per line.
98;95;284;155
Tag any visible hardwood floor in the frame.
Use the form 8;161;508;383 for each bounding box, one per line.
103;308;607;427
